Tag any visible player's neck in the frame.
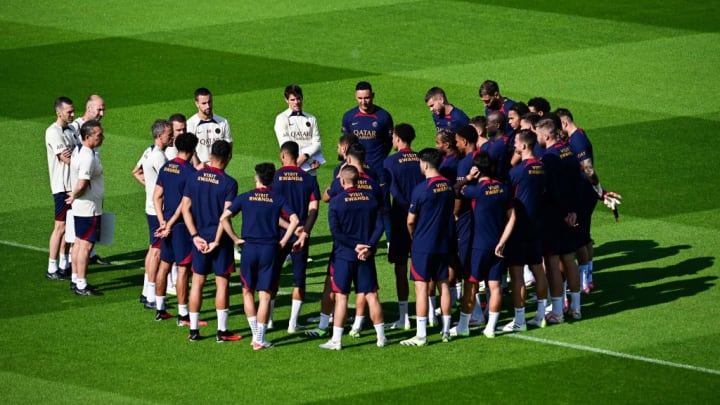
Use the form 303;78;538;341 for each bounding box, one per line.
198;111;212;120
425;169;440;178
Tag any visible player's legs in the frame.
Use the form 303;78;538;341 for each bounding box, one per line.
188;273;206;330
72;238;92;285
459;280;478;319
500;264;527;332
414;280;429;334
364;291;387;346
288;246;308;332
153;260;172;319
544;254;565;322
48;220;66;271
483;280;502;336
560;252;582;319
215;273;229;311
143;247;160;306
333;293;348;329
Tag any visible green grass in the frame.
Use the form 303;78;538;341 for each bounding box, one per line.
1;0;719;403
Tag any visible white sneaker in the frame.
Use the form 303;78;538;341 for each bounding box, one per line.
527;316;547;328
252;340;273;351
348;328;361;338
400;336;427;346
166;285;176;296
287;324;305;334
386;319;411;330
441;332;451;343
376;337;389;347
428;316;437;327
499;321;527;333
267;320;274;330
319;340;342;351
483;328;495;338
449;326;469;337
570;310;582;320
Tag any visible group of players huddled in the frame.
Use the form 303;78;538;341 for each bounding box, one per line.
45;80;621;350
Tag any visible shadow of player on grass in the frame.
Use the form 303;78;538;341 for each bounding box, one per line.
583;239;716;317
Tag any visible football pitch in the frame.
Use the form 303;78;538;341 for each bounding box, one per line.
1;0;719;403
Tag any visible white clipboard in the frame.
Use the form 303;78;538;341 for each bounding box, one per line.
300;151;326;172
65;210;115;246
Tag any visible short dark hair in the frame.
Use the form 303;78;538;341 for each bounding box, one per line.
355;81;372;92
54;96;73;111
168;113;186;124
528;97;551;115
479;80;500;96
346;142;366;164
509;102;530;116
472;150;494;178
174;133;198;153
194;87;211;100
418;148;442;170
255;162;275;186
281;141;299;159
536;117;559;139
515;128;538;150
211;140;232;162
340;165;359;186
393;123;416;144
338;133;359;146
521;112;541;127
424;87;446;102
80;120;102;140
151;119;170;139
284;84;303;99
455;125;478;144
554;108;574;122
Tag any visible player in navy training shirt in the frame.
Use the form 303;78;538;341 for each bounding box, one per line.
452;125;480;321
479;80;517;136
181;140;241;343
271;141;320;333
485;111;514;184
220;163;300;350
502;129;550;332
311;142;381;337
319;165;387;350
341;81;394;178
401;148;456;346
536;118;584;322
382;123;425;330
508;103;530;168
153;133;200;325
436;128;460;184
425;87;470;133
557;108;621;293
454;151;515;337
